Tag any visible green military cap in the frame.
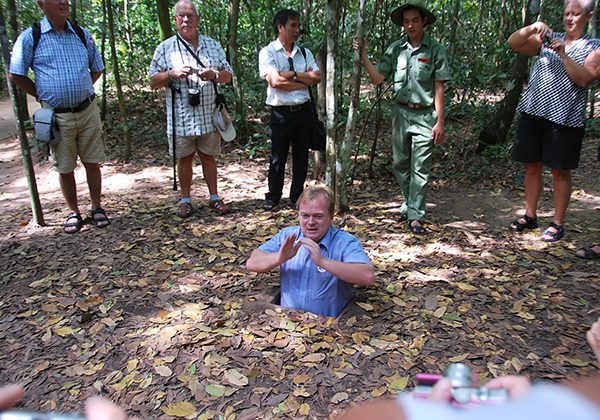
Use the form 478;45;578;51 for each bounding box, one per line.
390;0;436;26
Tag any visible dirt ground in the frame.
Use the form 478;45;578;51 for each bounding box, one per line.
0;104;599;418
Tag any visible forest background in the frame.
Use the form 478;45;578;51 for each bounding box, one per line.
0;0;599;418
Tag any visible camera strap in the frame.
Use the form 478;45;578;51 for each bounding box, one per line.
176;34;220;99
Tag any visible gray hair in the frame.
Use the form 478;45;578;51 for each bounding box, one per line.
173;0;199;17
564;0;596;14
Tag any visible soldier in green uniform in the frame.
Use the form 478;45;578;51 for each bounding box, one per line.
358;0;451;234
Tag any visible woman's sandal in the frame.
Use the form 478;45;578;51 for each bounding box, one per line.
540;222;564;242
91;207;110;228
64;212;83;234
509;214;538;232
576;245;600;260
408;220;426;235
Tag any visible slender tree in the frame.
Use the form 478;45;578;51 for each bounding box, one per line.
70;0;77;22
325;0;341;208
0;7;44;226
338;0;366;212
6;0;29;123
105;0;132;159
312;40;326;181
227;0;246;139
100;0;107;121
156;0;173;40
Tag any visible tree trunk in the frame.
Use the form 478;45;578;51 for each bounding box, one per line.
588;0;598;119
325;0;341;209
100;0;107;121
156;0;173;41
449;0;460;64
70;0;77;22
228;0;246;140
368;0;387;176
312;41;327;181
106;0;132;160
302;0;312;37
338;0;366;212
123;0;132;51
6;0;30;123
6;0;18;39
477;0;536;150
0;8;45;226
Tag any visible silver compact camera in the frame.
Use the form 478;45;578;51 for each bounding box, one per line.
413;363;509;407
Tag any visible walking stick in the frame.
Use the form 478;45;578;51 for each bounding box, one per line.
170;83;178;191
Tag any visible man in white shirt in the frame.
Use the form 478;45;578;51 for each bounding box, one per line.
258;9;321;210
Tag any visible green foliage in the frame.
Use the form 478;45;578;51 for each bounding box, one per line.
4;0;585;159
481;143;512;162
585;116;600;136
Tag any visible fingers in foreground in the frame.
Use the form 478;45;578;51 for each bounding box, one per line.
485;375;532;399
429;378;452;403
85;397;128;420
0;384;25;411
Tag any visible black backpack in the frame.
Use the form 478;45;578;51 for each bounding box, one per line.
31;19;87;52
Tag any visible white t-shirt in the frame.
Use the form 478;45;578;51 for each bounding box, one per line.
399;384;600;420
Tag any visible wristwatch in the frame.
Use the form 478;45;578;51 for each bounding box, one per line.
292;71;298;81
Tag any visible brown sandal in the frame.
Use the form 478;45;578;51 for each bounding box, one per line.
209;199;230;214
177;202;193;218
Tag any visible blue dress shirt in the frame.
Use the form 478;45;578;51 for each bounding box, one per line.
259;226;372;317
10;17;104;108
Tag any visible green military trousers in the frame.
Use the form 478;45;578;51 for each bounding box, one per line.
391;104;437;221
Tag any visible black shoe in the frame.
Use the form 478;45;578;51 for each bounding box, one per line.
398;212;408;222
509;214;538;232
263;199;278;211
408;220;427;235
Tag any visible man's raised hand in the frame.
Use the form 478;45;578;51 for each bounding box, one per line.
278;234;301;265
299;237;324;266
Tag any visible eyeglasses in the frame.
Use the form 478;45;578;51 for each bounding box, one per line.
288;57;295;71
175;14;198;21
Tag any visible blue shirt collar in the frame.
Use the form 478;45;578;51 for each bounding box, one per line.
40;16;77;35
297;225;335;251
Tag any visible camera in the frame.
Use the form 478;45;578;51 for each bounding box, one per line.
542;33;553;46
188;88;200;107
0;411;84;419
413;363;508;407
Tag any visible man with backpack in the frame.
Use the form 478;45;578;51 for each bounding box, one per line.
10;0;108;234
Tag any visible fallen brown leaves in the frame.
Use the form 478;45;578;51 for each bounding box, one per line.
0;136;598;419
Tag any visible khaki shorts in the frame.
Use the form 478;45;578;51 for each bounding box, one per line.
52;101;105;174
169;131;221;159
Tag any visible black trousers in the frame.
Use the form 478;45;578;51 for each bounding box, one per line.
266;105;311;204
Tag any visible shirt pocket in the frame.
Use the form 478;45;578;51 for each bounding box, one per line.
416;58;433;81
310;269;336;299
394;54;408;84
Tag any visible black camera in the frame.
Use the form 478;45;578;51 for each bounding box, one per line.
542;33;553;46
188;88;200;107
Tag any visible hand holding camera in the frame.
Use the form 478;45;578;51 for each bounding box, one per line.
169;64;193;79
413;363;530;408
